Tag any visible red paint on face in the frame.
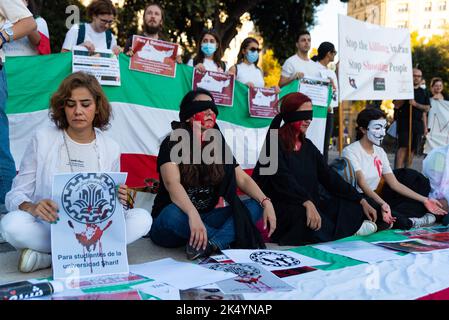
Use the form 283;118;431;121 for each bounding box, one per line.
291;120;304;132
193;111;216;129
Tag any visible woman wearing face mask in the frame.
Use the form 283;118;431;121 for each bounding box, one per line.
187;29;227;73
228;37;279;92
342;108;447;230
252;93;378;246
149;88;276;260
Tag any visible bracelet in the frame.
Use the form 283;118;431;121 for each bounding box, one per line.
260;197;271;208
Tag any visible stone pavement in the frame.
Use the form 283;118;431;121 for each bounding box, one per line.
0;150;424;285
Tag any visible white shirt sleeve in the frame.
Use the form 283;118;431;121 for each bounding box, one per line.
187;58;194;67
380;148;393;175
62;24;78;51
281;58;294;78
111;33;117;49
342;144;362;172
36;17;49;38
0;0;32;24
5;135;38;212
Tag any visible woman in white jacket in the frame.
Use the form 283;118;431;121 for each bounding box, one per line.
1;72;152;273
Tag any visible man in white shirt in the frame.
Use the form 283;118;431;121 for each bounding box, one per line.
61;0;121;55
0;1;37;215
279;30;320;88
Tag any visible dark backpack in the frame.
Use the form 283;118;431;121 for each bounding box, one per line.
76;23;112;49
329;157;358;189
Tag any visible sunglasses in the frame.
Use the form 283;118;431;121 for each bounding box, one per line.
248;47;261;52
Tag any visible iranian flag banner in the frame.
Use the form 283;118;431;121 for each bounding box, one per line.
6;53;328;188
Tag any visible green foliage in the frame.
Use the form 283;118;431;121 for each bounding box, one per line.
412;30;449;89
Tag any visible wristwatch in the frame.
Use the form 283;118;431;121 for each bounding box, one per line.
3;26;14;43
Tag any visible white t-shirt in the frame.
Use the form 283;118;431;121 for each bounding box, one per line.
187;58;227;72
62;23;117;52
59;132;100;172
3;17;49;57
235;62;265;88
342;140;393;193
0;0;33;60
316;62;339;108
281;54;320;79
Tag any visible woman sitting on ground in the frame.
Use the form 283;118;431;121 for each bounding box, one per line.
342;108;447;230
149;88;276;260
252;92;378;246
1;72;152;273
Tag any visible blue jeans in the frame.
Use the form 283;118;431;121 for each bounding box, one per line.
149;199;262;250
0;67;15;206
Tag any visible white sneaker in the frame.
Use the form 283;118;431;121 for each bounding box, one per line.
18;249;52;273
410;213;437;228
355;220;378;236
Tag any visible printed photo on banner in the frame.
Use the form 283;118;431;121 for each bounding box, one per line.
298;77;331;108
129;35;179;78
51;172;129;280
203;263;294;294
374;239;449;254
72;46;121;86
338;15;413;101
192;69;235;107
248;87;279;118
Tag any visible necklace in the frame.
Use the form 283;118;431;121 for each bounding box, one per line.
62;130;101;173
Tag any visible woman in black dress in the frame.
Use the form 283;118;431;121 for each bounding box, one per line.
252;92;378;246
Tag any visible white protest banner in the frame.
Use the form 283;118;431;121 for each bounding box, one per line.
129;36;179;78
51;172;128;280
248;87;279;118
193;69;235;106
424;99;449;154
338;15;413;101
298;77;331;108
72;46;121;86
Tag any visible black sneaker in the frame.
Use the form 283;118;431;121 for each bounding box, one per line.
185;241;217;261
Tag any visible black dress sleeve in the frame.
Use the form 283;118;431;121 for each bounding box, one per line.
254;142;312;205
312;140;363;202
157;137;174;170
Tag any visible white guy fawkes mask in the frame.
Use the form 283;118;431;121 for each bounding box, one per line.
367;119;387;146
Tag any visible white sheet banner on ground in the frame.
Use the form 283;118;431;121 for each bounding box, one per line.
338;15;413;101
424;99;449;154
129;36;178;78
129;258;236;290
222;249;327;271
72;46;121;86
193;69;235;106
132;281;181;300
313;240;404;263
298;77;331;107
51;172;129;280
248;87;279;118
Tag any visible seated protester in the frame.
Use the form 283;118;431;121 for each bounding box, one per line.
3;0;50;56
187;29;227;73
423;144;449;226
342;108;447;230
1;72;152;273
124;2;165;55
149;88;276;260
252;92;378;246
61;0;121;55
228;37;279;92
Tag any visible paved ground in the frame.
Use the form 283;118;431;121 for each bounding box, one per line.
0;149;424;285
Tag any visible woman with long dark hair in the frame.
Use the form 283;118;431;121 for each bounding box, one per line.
187;29;227;72
342;108;447;230
252;92;378;246
150;88;276;259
